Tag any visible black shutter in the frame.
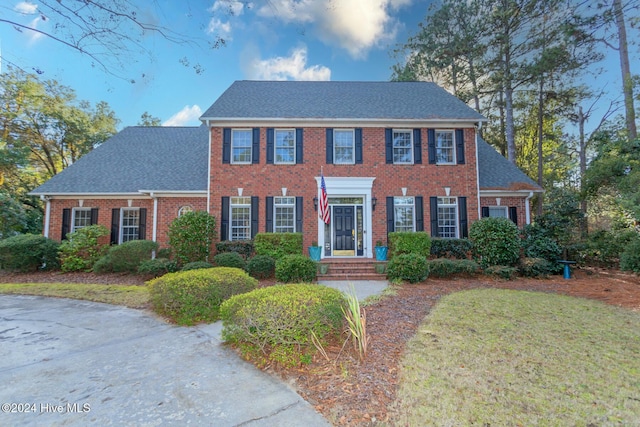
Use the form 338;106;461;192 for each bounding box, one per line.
61;208;71;240
296;128;304;164
295;196;303;232
456;129;465;164
386;197;395;234
481;206;490;218
428;129;436;164
222;128;231;164
250;196;259;238
509;206;518;226
252;128;260;164
326;128;333;164
110;208;120;244
221;197;229;241
266;128;274;164
265;197;274;232
415;196;424;231
413;129;422;164
385;129;393;164
430;196;439;237
138;208;147;240
90;208;99;225
355;128;363;164
458;197;468;238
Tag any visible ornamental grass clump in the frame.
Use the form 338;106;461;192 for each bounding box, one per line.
343;287;369;362
147;267;257;325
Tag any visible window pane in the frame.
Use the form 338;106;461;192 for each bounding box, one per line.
121;209;139;243
72;209;91;232
231;197;251;240
437;197;457;238
436;131;454;163
489;207;507;218
275;130;295;163
334;130;354;164
394;197;414;232
232;130;252;163
393;130;412;163
274;197;295;233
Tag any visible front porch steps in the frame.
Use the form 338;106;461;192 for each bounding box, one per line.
317;258;387;281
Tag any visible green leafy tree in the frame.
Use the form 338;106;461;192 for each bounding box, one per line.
168;211;218;266
138;112;162;126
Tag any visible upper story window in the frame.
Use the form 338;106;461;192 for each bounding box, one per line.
72;208;92;233
437;196;458;238
394;197;415;232
230;196;251;240
436;130;455;164
120;208;140;243
275;129;295;164
393;130;413;164
333;129;355;164
274;196;295;233
232;129;253;164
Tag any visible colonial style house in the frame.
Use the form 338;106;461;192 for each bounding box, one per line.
31;81;542;259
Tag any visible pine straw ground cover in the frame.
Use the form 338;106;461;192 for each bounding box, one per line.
1;268;639;425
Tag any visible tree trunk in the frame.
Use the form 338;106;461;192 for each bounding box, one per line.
613;0;637;141
537;77;544;216
578;106;588;235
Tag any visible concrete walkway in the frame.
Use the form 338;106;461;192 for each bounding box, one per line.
318;280;388;301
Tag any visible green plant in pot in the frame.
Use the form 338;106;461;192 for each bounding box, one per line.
375;240;388;261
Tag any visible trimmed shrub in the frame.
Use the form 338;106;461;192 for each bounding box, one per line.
388;232;431;258
181;261;214;271
518;257;556;278
0;234;60;272
59;225;109;272
430;238;473;259
220;284;346;367
521;224;562;265
620;238;640;273
469;217;520;269
156;247;172;259
213;252;246;270
147;267;257;325
484;265;518;280
275;254;317;283
215;240;254;259
254;233;303;259
387;253;429;283
246;255;276;279
168;211;217;266
138;258;178;277
93;240;159;273
427;258;480;278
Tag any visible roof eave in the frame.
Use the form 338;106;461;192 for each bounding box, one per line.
200;117;487;128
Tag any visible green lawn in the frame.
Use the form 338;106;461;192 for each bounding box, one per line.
0;283;149;308
392;289;640;426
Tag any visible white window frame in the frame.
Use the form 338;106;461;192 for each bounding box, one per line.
488;206;508;218
71;208;91;233
178;205;193;217
394;196;415;232
393;129;413;164
120;208;140;244
230;196;251;241
436;130;455;165
274;196;296;233
231;129;252;164
275;129;296;164
333;129;355;164
437;196;458;238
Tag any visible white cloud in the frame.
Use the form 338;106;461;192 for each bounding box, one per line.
163;105;203;126
206;0;247;39
207;18;232;38
14;1;38;14
243;46;331;81
211;0;246;16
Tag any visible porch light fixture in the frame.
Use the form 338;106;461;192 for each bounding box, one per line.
313;197;318;211
372;197;377;210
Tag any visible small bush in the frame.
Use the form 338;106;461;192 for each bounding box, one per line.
521;224;562;268
59;225;109;272
0;234;60;272
620;238;640;273
388;232;431;258
213;252;246;270
579;229;638;267
138;258;178;277
220;284;346;367
93;240;159;273
427;258;480;278
246;255;276;279
168;211;217;266
430;238;473;259
215;240;254;259
275;254;317;283
484;265;518;280
147;267;257;325
157;247;172;259
518;257;556;278
181;261;214;271
469;217;520;269
254;233;303;259
387;253;429;283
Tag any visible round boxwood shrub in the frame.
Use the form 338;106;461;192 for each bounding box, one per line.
469;217;521;269
147;267;257;325
213;252;246;270
0;234;60;272
620;238;640;273
93;240;159;273
387;253;429;283
181;261;214;271
137;258;178;277
275;254;317;283
220;284;346;367
246;255;276;279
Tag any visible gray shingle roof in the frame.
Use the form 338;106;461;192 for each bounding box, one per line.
201;81;487;121
30;126;209;195
477;137;542;191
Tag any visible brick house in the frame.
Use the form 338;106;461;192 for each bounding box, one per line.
31;81;542;259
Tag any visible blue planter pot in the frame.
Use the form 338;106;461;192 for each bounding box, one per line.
308;246;322;261
375;246;388;261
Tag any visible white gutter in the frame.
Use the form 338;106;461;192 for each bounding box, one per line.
40;195;51;238
525;191;534;225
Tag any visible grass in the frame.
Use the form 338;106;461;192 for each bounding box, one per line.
0;283;149;308
393;288;640;426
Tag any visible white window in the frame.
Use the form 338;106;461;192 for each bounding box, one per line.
488;206;508;218
178;205;193;217
230;197;251;240
437;197;458;238
72;208;91;232
394;197;415;232
436;130;455;164
232;129;252;164
393;130;413;164
274;197;295;233
275;129;295;164
120;208;140;243
334;129;355;164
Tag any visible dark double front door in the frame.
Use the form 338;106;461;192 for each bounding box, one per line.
333;206;355;255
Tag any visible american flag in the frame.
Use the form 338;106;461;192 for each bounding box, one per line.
319;173;330;224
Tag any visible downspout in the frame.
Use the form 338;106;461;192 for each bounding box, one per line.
151;192;158;259
525;191;533;225
40;195;51;238
475;123;482;220
206;120;212;214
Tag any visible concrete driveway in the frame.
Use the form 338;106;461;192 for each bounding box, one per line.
0;295;330;427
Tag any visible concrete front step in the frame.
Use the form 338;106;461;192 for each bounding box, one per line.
317;259;387;281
